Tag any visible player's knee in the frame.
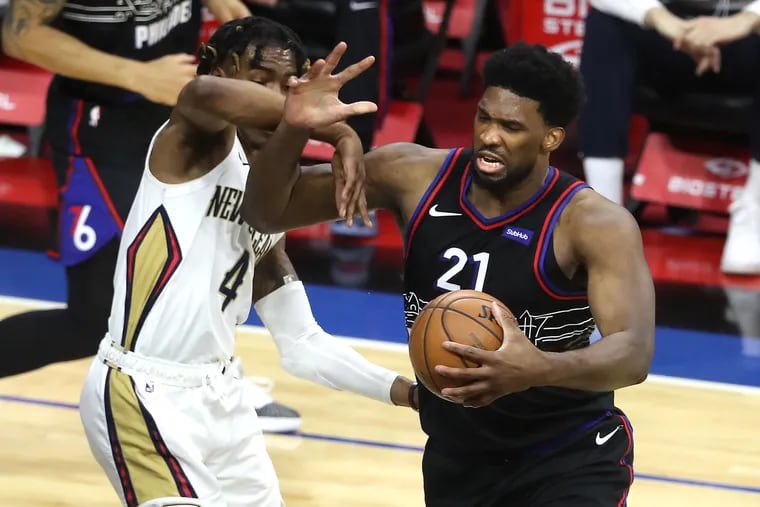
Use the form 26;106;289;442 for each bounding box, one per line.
137;498;202;507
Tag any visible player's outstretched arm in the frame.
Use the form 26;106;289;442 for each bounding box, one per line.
539;196;655;391
174;74;288;135
252;238;416;407
244;137;427;234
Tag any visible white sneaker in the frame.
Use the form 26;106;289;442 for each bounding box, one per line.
247;376;303;434
721;198;760;275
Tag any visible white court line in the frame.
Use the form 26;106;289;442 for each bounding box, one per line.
2;294;759;396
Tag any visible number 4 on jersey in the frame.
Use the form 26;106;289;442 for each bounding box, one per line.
436;247;490;292
219;251;250;311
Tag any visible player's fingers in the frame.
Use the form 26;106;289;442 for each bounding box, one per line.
336;55;376;84
439;381;491;403
463;395;499;408
347;101;378;116
358;186;372;228
323;41;348;75
346;159;367;227
305;58;326;80
332;154;347;218
439;342;490;364
712;47;722;73
232;1;251;18
696;54;711;76
175;53;197;63
342;164;358;227
491;302;517;334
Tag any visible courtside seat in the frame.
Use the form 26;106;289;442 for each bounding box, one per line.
630;85;752;218
0;157;57;209
0;55;53;129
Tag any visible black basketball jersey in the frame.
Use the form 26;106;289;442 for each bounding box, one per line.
403;147;614;454
51;0;202;102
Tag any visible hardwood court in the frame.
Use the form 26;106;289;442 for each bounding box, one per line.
0;298;758;507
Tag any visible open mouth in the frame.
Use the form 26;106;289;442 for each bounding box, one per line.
475;151;506;174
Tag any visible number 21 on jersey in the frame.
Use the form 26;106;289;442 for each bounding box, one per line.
436;247;490;292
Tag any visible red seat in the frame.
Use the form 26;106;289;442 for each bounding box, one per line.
423;0;478;38
631;133;749;215
0;157;57;209
0;56;53;127
302;100;425;161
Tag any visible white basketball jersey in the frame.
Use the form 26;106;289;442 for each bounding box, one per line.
106;125;283;363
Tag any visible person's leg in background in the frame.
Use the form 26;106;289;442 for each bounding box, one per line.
333;0;380;153
717;34;760;274
578;8;717;206
577;8;640;205
0;91;126;378
0;239;119;376
330;0;382;237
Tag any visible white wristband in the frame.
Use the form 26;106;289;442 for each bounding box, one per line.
254;281;399;404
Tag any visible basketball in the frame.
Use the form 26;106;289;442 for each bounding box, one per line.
408;289;514;399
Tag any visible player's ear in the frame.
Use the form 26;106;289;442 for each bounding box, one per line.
541;127;565;154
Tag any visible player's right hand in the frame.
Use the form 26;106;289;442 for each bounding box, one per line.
135;54;198;106
283;42;378;129
332;134;371;227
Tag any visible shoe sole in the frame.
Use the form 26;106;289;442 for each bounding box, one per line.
258;417;303;434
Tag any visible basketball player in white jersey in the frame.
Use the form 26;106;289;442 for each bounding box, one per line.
78;17;416;507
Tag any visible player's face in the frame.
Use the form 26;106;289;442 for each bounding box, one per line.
235;44;299;96
471;86;563;191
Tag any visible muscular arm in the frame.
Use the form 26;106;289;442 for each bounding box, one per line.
252;238;414;406
539;197;655;391
172;76;358;145
2;0;142;91
174;76;287;136
243;118;434;233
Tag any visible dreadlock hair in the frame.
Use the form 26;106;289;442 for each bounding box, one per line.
482;42;585;128
197;16;309;77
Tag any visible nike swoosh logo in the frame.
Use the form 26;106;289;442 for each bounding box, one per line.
428;204;462;217
595;425;622;446
349;0;378;11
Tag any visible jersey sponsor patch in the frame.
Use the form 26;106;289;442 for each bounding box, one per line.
59;157;123;266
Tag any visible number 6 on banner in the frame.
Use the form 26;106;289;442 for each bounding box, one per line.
73;205;97;252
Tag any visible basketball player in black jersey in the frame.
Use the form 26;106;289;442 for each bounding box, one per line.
245;42;656;506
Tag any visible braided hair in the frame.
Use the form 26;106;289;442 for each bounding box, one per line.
197;16;309;76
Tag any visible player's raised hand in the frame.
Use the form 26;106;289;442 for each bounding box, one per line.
434;302;549;408
283;42;378;129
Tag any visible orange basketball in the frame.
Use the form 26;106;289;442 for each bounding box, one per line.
408;290;514;400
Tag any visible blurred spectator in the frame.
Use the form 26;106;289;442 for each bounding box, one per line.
578;0;760;274
0;0;302;431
